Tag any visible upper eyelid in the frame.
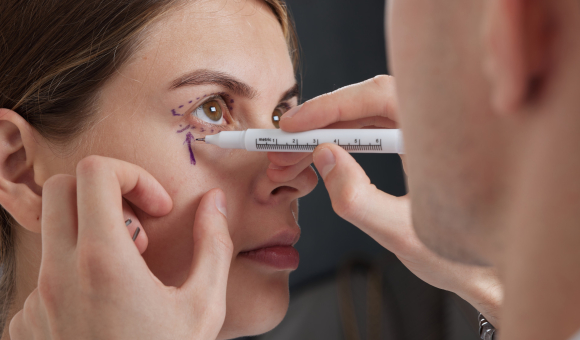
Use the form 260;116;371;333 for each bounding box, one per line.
184;94;229;115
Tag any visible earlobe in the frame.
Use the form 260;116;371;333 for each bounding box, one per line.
482;0;553;115
0;109;43;233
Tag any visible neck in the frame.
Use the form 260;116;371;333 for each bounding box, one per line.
499;105;580;340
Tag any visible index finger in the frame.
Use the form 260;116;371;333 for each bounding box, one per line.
280;75;399;132
76;156;172;244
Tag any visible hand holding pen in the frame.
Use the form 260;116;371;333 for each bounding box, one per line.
267;76;503;327
9;157;232;340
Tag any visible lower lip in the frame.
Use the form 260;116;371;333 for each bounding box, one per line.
239;246;299;270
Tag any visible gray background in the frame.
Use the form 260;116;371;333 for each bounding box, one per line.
285;0;406;289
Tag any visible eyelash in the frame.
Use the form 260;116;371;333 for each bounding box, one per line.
186;94;294;127
188;94;231;127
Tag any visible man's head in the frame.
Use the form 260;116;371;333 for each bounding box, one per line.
387;0;579;265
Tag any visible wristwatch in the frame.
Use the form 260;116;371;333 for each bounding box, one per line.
478;313;496;340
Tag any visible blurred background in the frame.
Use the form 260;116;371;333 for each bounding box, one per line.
243;1;481;339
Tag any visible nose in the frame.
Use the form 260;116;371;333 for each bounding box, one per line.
253;157;318;205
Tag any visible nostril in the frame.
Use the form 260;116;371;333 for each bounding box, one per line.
271;186;298;196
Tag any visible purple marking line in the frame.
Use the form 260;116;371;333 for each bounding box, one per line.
184;132;197;165
177;125;190;133
179;105;184;109
200;128;205;132
228;106;233;110
172;109;183;116
189;100;193;103
230;99;234;103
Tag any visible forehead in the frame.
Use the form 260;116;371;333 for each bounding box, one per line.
132;0;294;99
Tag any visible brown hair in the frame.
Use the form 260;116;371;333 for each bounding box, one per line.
0;0;298;333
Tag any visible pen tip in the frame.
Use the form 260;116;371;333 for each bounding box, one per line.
195;138;205;142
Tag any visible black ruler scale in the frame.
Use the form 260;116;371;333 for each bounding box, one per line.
255;139;384;151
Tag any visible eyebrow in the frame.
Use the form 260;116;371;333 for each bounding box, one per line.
169;69;299;104
170;69;258;99
279;83;300;103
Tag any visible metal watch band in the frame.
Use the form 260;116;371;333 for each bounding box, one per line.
478;313;496;340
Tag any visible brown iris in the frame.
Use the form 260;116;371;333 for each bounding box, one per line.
272;108;283;128
202;100;222;121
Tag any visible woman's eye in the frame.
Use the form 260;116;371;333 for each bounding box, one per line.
272;108;283;129
193;99;224;124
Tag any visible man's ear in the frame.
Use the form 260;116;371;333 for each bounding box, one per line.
0;109;43;233
482;0;554;115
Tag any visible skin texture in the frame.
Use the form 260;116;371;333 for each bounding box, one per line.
0;1;317;339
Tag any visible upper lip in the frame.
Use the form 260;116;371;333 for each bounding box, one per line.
239;229;300;253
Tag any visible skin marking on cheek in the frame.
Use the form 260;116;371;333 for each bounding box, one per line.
177;125;191;133
179;105;184;109
200;127;205;133
183;131;197;165
172;109;183;116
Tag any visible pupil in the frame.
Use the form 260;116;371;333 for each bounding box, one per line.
202;100;222;121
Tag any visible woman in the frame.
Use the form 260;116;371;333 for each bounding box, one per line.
0;0;318;338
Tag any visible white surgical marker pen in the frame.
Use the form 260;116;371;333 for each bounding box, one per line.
195;129;404;154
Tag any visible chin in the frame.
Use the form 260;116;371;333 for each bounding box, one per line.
218;266;292;339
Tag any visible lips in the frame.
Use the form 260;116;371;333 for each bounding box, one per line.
238;230;300;270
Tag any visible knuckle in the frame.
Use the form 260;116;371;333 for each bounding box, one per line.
76;155;108;177
371;74;394;89
21;291;41;329
9;311;24;338
37;273;60;309
332;182;366;222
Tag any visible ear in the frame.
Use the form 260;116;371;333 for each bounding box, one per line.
482;0;554;115
0;109;43;233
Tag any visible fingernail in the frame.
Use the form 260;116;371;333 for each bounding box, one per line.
283;105;302;119
268;163;286;170
125;218;132;226
132;227;141;242
316;148;336;180
215;190;227;217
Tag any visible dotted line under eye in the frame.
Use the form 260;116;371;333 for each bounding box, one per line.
172;93;229;167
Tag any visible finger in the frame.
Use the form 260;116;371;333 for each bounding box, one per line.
312;143;416;254
180;189;232;309
323;116;398;129
76;156;172;244
9;310;28;340
280;75;398;132
41;174;78;261
267;152;310;167
267;154;314;183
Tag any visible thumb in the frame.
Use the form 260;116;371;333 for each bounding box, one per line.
179;189;233;311
313;144;414;254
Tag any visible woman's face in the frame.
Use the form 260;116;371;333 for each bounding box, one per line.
36;0;317;338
